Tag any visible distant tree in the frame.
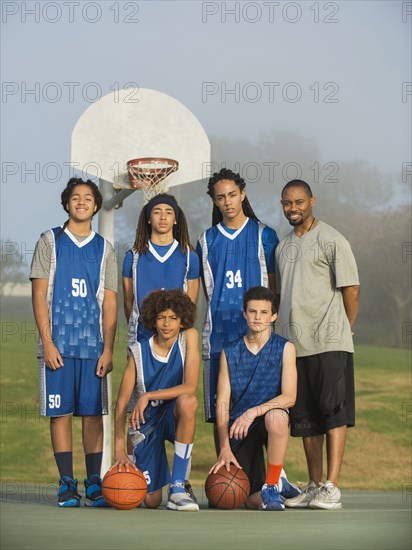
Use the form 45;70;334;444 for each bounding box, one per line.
347;204;411;348
116;132;409;348
0;240;27;296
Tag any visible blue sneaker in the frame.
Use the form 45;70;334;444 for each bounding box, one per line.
84;474;109;507
58;476;81;508
280;472;301;500
261;483;285;511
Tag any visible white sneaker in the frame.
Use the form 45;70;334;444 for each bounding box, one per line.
309;480;342;510
184;480;198;504
167;482;199;511
283;480;319;508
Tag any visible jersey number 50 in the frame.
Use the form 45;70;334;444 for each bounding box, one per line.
71;278;87;297
226;269;243;289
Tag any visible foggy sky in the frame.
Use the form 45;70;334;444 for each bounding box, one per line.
1;1;411;253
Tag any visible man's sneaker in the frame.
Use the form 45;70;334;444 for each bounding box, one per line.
309;480;342;510
279;473;302;500
84;474;109;507
184;480;198;504
167;481;199;511
283;480;319;508
57;476;81;508
261;483;285;511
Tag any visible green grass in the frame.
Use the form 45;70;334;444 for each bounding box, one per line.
1;320;411;490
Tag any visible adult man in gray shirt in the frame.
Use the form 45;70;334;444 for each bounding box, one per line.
275;179;360;510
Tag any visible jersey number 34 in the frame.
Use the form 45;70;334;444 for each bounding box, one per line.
226;269;243;289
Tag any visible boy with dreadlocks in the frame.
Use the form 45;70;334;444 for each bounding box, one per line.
197;170;300;502
30;178;117;507
196;169;279;426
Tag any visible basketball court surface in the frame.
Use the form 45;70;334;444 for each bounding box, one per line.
1;484;410;550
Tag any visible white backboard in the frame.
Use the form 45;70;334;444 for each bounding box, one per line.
71;87;210;189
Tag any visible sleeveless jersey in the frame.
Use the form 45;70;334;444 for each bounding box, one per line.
198;218;272;358
125;242;193;343
224;333;288;427
128;333;186;441
38;227;110;359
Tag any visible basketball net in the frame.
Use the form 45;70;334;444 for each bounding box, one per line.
127;158;179;203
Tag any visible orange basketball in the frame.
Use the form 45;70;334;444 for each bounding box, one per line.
205;464;250;509
102;466;147;510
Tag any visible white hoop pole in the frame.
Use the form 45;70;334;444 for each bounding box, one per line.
97;178;135;475
97;178;115;475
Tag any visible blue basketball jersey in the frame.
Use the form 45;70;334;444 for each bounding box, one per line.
128;333;186;441
124;242;197;343
38;227;109;359
197;218;277;358
224;333;288;431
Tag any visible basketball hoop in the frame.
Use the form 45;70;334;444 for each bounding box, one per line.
127;157;179;202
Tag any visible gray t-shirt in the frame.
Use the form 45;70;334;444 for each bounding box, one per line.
275;221;359;357
30;229;118;292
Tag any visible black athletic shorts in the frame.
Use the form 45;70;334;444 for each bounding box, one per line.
231;411;290;495
290;351;355;437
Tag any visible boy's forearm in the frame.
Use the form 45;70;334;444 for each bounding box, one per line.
102;291;117;353
144;380;198;403
114;402;128;452
216;399;231;450
217;423;231;451
255;393;296;416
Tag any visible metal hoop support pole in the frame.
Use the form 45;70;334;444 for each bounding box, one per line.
97;178;136;474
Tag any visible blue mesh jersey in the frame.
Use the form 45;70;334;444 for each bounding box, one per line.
123;241;199;343
128;333;186;442
38;227;111;359
224;333;288;445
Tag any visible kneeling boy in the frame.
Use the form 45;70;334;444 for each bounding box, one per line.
211;286;298;510
114;289;199;511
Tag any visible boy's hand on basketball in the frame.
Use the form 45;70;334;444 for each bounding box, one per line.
130;394;149;430
210;447;242;474
96;350;113;378
112;452;138;472
230;408;257;440
43;342;64;370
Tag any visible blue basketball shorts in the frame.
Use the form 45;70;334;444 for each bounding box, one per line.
132;402;176;494
39;357;108;417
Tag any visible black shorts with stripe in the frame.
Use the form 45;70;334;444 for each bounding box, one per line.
290;351;355;437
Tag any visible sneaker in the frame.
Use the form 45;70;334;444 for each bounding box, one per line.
184;480;198;504
279;473;302;500
167;481;199;511
57;476;81;508
309;480;342;510
261;483;285;511
84;474;109;507
283;480;319;508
